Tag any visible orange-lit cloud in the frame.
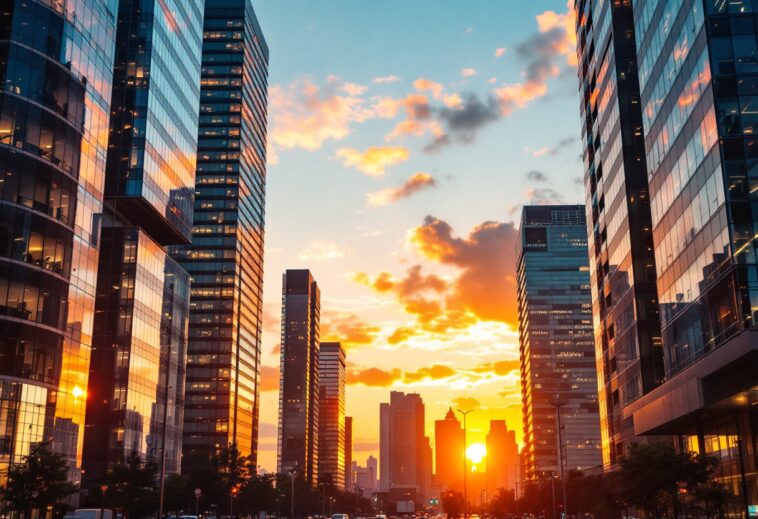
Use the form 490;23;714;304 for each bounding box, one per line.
413;78;444;99
297;241;348;261
452;396;480;410
387;326;418;345
535;0;577;67
409;216;520;325
346;359;520;388
260;365;279;392
495;48;506;58
367;172;437;207
335;145;409;176
461;68;478;78
321;312;381;347
342;82;368;96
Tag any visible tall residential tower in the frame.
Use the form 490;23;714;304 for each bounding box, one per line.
317;342;346;488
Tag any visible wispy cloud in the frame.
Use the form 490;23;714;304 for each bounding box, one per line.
495;47;507;58
347;358;519;388
373;75;400;84
461;68;478;78
321;311;381;347
367;173;437;207
335;145;410;176
297;241;348;261
526;170;549;182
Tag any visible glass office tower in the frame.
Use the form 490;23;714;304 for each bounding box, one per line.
574;0;665;469
317;342;346;489
82;0;202;485
278;269;320;484
0;0;117;487
516;205;602;480
173;0;269;464
622;0;758;514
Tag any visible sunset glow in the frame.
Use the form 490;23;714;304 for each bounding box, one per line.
466;442;487;464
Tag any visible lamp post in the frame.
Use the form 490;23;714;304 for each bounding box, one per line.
194;488;202;517
288;469;296;519
329;497;334;517
230;485;239;518
549;398;568;518
456;408;473;519
319;482;327;518
99;484;109;519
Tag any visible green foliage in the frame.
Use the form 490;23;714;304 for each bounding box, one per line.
1;442;77;516
102;451;159;519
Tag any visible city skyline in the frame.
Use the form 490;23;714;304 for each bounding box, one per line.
253;0;583;473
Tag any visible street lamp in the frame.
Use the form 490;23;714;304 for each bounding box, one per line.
288;469;297;519
230;485;239;519
194;488;202;517
99;484;109;519
457;408;474;519
548;397;568;519
319;482;328;518
329;497;334;517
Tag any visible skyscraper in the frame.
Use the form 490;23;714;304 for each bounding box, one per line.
379;391;429;500
318;342;346;489
602;0;758;513
173;0;269;464
278;269;320;484
366;454;378;492
379;404;390;492
0;0;117;486
82;0;203;484
516;205;602;480
485;420;519;495
345;415;353;492
434;408;463;493
574;0;666;470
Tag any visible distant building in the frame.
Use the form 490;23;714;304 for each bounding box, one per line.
379;404;390;492
434;408;463;493
278;270;320;484
366;455;378;491
344;416;353;491
516;205;602;480
486;420;519;495
318;342;346;489
379;391;430;501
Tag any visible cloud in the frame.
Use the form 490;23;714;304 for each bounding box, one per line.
347;367;401;387
387;326;418;345
321;312;381;347
409;216;520;325
452;396;480;410
260;365;279;392
335;145;409;176
373;75;400;84
367;173;437;207
426;93;501;151
526;187;565;205
269;77;384;154
403;364;456;383
298;241;348;261
259;422;278;438
270;343;281;355
353;441;380;452
413;78;444;100
346;359;520;388
531;136;577;157
526;170;548;182
495;48;507;58
472;359;521;376
461;68;478;78
535;0;578;67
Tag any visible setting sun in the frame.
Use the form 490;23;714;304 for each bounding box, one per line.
466;442;486;464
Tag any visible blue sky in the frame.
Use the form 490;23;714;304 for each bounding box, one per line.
251;0;584;472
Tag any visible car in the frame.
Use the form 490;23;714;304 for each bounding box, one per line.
331;514;349;519
375;515;387;519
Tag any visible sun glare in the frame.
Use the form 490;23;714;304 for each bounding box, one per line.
466;442;486;463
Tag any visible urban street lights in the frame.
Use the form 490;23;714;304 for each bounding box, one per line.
194;488;202;517
457;408;474;519
548;397;568;518
288;469;297;519
99;484;108;519
319;482;328;518
230;485;239;518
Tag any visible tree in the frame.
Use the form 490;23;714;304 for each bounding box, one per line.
1;442;77;517
212;444;250;515
488;488;515;517
102;451;159;519
441;490;464;517
618;442;719;519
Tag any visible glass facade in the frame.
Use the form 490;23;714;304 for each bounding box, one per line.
103;0;202;244
621;0;758;515
0;0;117;488
82;0;201;487
278;269;320;484
82;228;189;479
575;0;666;469
317;342;346;489
172;0;269;464
516;205;602;480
